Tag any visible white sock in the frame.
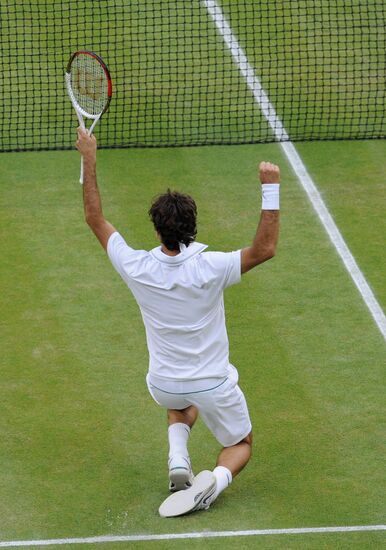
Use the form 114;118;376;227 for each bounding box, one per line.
168;423;190;459
212;466;232;501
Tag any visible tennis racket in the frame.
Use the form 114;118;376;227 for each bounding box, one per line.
65;50;112;184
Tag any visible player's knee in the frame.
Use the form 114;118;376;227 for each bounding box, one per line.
167;405;198;428
242;431;253;448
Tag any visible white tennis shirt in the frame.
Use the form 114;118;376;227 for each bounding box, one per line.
107;232;241;383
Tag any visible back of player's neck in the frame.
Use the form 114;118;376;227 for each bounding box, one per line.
161;244;180;256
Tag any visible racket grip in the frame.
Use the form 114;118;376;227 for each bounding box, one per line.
79;156;84;185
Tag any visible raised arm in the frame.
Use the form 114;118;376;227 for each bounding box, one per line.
240;161;280;274
76;127;116;251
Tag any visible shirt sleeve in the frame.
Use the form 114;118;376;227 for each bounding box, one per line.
107;231;138;284
203;249;242;289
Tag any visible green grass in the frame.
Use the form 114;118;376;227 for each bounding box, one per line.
225;0;386;140
65;532;386;550
0;141;385;548
296;140;386;308
1;1;385;547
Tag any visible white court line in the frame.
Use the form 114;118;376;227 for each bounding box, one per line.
1;525;385;547
203;0;386;341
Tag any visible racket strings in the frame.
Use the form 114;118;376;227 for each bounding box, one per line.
71;55;108;116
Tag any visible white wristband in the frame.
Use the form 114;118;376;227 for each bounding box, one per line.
261;183;280;210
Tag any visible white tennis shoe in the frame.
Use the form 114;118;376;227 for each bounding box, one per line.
168;455;194;492
160;470;216;517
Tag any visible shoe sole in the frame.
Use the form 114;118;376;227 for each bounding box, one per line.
169;467;194;492
159;470;216;518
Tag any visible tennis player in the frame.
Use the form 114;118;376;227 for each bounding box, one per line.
76;127;280;517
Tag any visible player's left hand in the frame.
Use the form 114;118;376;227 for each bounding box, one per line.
259;161;280;184
76;127;97;158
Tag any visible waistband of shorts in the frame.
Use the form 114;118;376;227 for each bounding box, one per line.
147;373;228;394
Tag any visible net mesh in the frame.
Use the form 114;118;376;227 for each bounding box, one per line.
1;0;385;152
68;53;110;117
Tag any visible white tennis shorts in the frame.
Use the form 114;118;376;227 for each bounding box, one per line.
146;366;252;447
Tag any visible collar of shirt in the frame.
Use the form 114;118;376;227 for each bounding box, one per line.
150;241;208;265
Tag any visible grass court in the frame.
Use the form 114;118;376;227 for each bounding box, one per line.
1;140;385;548
0;0;385;548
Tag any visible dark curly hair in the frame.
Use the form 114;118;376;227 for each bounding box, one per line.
149;189;197;251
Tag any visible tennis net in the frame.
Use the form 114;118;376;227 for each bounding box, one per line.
1;0;385;152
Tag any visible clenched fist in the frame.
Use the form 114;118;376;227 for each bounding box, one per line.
259;161;280;184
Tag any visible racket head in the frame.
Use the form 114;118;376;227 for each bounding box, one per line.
66;50;112;119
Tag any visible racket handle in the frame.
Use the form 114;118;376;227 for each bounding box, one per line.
80;156;84;185
77;114;86;185
79;125;95;185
